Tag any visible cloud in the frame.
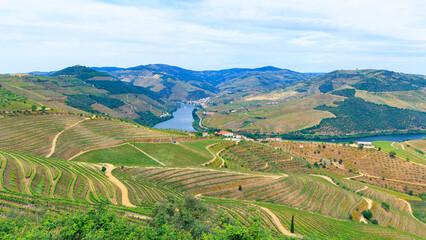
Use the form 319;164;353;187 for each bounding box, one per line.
0;0;425;74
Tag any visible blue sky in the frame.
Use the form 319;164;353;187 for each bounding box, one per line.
1;0;426;74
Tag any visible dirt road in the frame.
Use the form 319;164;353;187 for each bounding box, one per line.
46;118;88;158
104;163;136;208
258;206;300;238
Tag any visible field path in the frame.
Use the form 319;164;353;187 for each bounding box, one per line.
354;186;374;224
313;174;337;186
359;196;373;224
195;111;208;130
355;186;369;193
46;118;89;158
104;163;136;208
258;206;300;238
201;142;221;166
128;143;166;166
398;198;417;219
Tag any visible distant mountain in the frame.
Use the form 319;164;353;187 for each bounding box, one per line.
96;64;317;100
293;69;426;94
1;65;177;127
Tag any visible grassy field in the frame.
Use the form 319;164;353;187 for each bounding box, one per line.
201;94;344;133
179;139;223;159
134;142;213;166
72;143;160;167
372;141;426;165
356;89;426;112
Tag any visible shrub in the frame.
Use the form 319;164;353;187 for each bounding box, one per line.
362;210;373;221
101;166;106;172
381;202;390;211
372;219;379;225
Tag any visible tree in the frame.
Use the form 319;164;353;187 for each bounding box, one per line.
420;192;426;201
339;159;343;164
41;106;46;112
389;151;396;158
101;166;106;172
349;140;354;144
371;219;379;225
314;162;319;168
378;147;381;151
290;215;294;233
381;202;390;211
362;210;373;221
238;185;242;191
31;105;37;111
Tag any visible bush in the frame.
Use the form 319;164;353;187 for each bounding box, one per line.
101;166;106;172
362;210;373;221
381;202;390;211
371;219;379;225
420;193;426;201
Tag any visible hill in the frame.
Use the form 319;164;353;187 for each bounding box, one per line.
0;66;177;127
199;69;426;137
96;64;317;101
0;112;424;239
294;69;426;94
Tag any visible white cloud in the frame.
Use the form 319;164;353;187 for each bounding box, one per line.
0;0;425;74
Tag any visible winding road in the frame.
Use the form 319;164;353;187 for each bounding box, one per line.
258;206;301;238
46;118;88;158
103;163;136;208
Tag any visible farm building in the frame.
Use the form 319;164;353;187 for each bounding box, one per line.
266;137;282;142
217;131;234;137
355;141;374;148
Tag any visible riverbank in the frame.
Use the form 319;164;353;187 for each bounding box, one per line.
153;103;197;132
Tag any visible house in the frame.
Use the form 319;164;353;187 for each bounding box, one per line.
217;131;234;137
188;133;195;136
355;141;374;148
203;111;215;115
202;132;208;137
266;137;282;142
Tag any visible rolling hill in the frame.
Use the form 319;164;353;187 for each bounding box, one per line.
0;111;424;239
199;69;426;137
94;64;318;101
1;66;177;127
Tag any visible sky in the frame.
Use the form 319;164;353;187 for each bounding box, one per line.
1;0;426;74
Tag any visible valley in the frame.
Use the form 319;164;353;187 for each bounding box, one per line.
0;65;424;239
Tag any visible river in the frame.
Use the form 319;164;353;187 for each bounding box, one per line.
153;103;196;132
295;133;426;143
154;104;425;142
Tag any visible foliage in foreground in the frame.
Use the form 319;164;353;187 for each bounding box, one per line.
0;197;300;240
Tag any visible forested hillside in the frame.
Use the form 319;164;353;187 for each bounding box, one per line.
0;66;177;127
96;64;317;100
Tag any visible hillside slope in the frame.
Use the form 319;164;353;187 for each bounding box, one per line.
200;69;426;136
95;64;317;101
1;66;177;127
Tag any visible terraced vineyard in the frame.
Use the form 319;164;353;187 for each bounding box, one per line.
0;150;123;205
265;202;422;240
52;119;174;160
203;198;424;240
220;141;309;173
0;114;84;157
116;167;363;220
339;179;425;237
269;141;426;194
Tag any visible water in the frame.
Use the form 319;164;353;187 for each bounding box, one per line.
296;133;426;143
153;103;196;132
